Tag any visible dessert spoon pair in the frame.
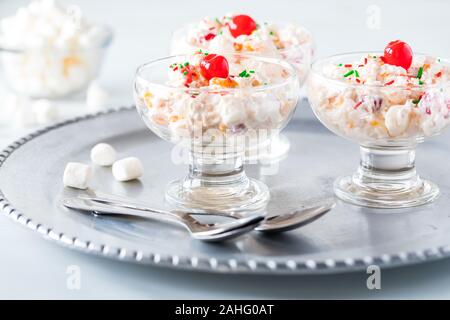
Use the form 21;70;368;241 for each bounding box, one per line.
61;193;335;242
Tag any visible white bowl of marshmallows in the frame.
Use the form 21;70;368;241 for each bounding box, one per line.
0;0;113;99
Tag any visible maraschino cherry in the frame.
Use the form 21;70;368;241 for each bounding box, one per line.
228;14;257;38
204;33;216;41
382;40;413;70
199;54;229;80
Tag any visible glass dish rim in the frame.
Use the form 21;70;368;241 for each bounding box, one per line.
170;21;315;54
135;53;299;94
310;51;449;90
0;24;114;53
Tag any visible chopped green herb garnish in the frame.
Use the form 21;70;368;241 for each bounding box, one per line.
418;80;424;85
373;55;377;58
338;63;343;67
184;62;189;66
269;31;274;36
238;70;253;78
183;71;188;75
354;70;360;77
343;70;355;77
204;52;209;56
239;70;248;77
215;17;221;24
412;99;421;104
417;67;423;79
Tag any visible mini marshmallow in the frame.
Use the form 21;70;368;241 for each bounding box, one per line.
63;162;92;189
112;157;143;182
90;143;116;166
86;81;108;111
384;104;411;137
32;99;59;124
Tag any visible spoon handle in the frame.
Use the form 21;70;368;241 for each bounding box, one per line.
80;194;246;219
62;198;188;228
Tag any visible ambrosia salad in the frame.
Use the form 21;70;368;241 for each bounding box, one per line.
170;13;314;83
135;52;298;148
307;40;449;141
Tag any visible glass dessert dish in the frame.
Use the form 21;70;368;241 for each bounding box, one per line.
134;52;299;212
170;14;314;161
307;44;449;208
0;33;113;99
0;0;113;99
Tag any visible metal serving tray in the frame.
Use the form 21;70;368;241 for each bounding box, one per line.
1;103;449;274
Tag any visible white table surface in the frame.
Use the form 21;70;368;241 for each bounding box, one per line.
0;0;449;299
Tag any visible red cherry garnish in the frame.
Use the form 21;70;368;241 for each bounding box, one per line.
382;40;413;70
199;54;229;80
204;33;216;41
228;14;257;38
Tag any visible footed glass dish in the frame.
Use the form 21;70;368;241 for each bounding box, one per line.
134;53;299;212
307;52;449;208
170;16;314;161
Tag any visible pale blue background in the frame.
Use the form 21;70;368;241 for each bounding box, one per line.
0;0;449;299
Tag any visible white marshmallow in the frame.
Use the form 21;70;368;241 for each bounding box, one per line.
218;96;246;126
384;104;411;137
32;99;59;124
112;157;143;182
251;92;282;123
63;162;92;189
86;81;108;111
90;143;116;166
80;26;108;47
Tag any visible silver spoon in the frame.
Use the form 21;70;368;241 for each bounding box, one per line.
61;197;264;242
73;192;335;233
